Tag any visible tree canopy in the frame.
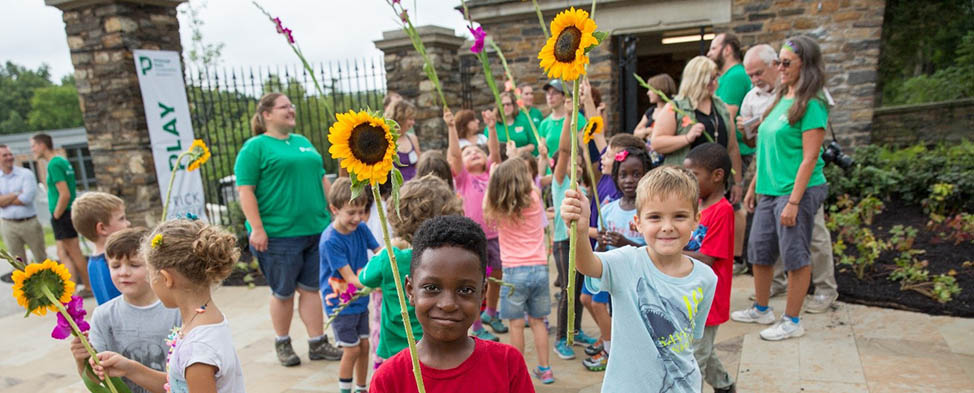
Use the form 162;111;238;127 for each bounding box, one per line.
0;61;83;134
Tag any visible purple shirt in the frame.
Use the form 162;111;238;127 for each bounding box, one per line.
591;174;622;228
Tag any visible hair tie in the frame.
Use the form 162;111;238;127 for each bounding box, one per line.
614;150;630;162
151;234;163;249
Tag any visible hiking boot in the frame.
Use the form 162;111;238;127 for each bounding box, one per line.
573;330;597;347
584;340;604;356
730;305;776;325
308;336;343;361
553;338;575;360
532;366;555;384
582;350;608;371
804;292;838;314
714;384;737;393
472;327;499;342
275;337;301;367
760;317;805;341
481;311;509;333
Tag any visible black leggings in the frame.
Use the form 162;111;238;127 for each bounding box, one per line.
554;240;583;340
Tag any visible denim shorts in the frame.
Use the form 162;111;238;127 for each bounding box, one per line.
332;311;369;347
748;184;828;272
499;265;551;319
251;234;321;299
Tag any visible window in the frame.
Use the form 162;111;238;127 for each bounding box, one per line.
63;144;96;191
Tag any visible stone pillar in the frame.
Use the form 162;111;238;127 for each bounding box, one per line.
374;26;466;151
47;0;185;227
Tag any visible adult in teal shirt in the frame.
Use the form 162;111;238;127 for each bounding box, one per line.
540;80;587;159
518;83;544;129
483;91;538;156
708;32;754;156
235;92;341;365
734;36;829;342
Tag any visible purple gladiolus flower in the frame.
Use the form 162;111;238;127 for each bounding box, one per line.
273;17;283;33
283;27;294;44
469;26;486;54
340;285;357;303
52;296;89;340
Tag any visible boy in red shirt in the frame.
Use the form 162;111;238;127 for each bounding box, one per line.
369;215;535;393
683;143;737;393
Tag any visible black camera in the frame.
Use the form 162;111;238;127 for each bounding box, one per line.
822;140;854;170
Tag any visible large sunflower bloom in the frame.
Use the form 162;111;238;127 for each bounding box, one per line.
12;259;75;316
538;7;598;81
328;110;397;185
186;139;211;172
583;116;604;144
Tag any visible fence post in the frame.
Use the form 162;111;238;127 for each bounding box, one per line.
374;25;465;151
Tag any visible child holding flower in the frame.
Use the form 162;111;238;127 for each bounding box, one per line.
92;220;245;393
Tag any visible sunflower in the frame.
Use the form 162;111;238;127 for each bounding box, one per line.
538;7;598;81
583;116;603;144
12;259;75;316
186;139;211;172
328;110;398;185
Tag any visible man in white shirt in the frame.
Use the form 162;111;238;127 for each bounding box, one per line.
0;144;47;264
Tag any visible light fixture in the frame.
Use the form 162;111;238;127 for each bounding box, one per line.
662;33;715;45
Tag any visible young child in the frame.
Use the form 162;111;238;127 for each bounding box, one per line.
596;134;648;207
70;227;181;393
320;177;381;393
684;143;736;393
415;150;455;191
561;166;717;392
92;219;245;392
358;174;463;369
444;108;506;341
483;158;555;384
581;146;657;372
71;191;131;304
369;215;534;393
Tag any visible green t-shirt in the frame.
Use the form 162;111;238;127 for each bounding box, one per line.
46;156;77;215
527;107;544;129
482;111;539;155
358;247;423;359
234;134;331;237
754;97;828;196
539;112;587;159
717;63;755;156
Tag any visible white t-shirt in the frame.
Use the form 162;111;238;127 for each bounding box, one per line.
167;317;245;393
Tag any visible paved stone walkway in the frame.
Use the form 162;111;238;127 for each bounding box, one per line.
1;263;972;392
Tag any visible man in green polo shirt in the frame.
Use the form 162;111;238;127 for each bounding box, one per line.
30;133;89;296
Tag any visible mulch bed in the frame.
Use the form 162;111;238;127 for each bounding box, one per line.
834;199;974;317
222;250;268;287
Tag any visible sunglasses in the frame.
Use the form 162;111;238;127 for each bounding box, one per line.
773;59;793;68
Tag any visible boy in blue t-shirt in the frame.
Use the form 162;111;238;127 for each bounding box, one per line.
70;192;131;304
320;178;381;393
562;165;718;392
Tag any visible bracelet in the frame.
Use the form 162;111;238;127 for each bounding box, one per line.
787;200;800;206
685;134;691;144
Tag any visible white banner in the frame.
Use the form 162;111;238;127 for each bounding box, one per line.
133;49;208;221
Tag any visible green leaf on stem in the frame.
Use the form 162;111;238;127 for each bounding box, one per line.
390;167;404;220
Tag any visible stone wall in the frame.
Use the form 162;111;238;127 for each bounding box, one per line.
871;99;974;146
51;0;185;226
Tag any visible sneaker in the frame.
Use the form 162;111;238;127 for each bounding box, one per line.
472;327;499;342
582;350;608;371
308;336;343;361
353;387;368;393
532;366;555;384
760;317;805;341
730;305;776;325
714;384;737;393
584;340;604;356
804;292;838;314
481;311;509;333
748;286;786;301
275;337;301;367
573;330;597;346
553;338;575;360
76;285;94;299
732;262;749;275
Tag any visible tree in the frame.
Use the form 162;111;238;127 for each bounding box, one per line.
180;0;225;70
0;61;54;134
27;83;84;131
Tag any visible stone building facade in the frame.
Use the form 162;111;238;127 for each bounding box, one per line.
47;0;185;226
378;0;886;150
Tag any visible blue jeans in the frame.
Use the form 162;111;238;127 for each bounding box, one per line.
251;234;321;299
499;265;551;319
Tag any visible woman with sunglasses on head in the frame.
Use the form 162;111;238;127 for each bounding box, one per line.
652;55;745;203
484;91;539;157
730;36;831;341
235;92;344;367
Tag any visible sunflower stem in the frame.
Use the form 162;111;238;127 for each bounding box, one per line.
161;150;192;222
591;0;598;20
40;286;120;393
372;185;426;393
532;0;550;39
567;79;580;347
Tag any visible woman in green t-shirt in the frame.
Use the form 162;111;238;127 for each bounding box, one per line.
731;36;830;342
484;91;538;157
234;92;342;365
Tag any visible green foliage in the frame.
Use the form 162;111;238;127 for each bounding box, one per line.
828;195;888;280
888;250;928;284
887;224;919;251
27;84;84;130
0;62;55;134
935;212;974;245
931;274;962;304
180;0;225;69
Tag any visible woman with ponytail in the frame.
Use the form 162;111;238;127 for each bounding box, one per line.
234;93;343;366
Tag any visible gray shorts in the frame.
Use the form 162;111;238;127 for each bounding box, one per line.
747;184;828;272
332;311;370;347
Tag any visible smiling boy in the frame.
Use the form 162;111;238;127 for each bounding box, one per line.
369;215;534;393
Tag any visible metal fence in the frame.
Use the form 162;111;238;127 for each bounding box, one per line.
184;57;386;228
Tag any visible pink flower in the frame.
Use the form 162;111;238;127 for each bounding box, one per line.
614;150;629;162
283;27;294;44
52;296;89;340
273;17;283;33
505;80;515;92
340;285;358;303
399;10;408;22
681;116;693;128
393;0;401;3
469;26;486;54
486;265;493;278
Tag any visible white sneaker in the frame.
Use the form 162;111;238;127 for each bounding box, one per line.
730;305;776;325
760;317;805;341
804;293;838;314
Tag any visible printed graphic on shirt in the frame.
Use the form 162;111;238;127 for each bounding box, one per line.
635;277;704;392
684;224;708;252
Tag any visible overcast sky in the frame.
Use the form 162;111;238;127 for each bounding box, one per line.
1;0;471;82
